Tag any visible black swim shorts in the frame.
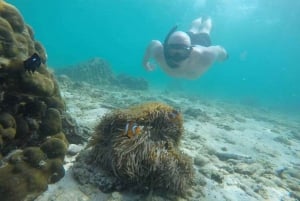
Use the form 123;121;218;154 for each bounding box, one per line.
186;31;211;47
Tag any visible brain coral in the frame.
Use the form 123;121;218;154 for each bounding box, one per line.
73;102;195;198
0;1;73;200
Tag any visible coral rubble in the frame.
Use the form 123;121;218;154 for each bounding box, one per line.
0;1;73;200
73;102;195;198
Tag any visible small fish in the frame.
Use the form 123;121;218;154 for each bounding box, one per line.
124;121;143;138
23;53;42;73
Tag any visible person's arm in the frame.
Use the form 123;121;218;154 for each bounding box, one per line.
142;40;162;71
208;45;228;62
194;45;228;69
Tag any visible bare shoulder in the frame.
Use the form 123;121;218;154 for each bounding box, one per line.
150;40;163;50
150;40;162;46
192;46;215;65
150;40;163;58
193;45;227;62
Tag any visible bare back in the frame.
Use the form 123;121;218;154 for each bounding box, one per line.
153;43;226;79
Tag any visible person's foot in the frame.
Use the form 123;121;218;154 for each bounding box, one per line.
189;17;202;34
189;17;212;34
201;17;212;34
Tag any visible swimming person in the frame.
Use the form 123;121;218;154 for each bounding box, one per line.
142;17;228;79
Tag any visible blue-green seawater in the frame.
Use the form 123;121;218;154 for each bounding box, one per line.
8;0;300;116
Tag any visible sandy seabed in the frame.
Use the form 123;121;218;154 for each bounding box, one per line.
35;79;300;201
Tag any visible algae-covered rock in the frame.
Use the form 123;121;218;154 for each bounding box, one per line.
0;113;16;142
22;147;47;168
74;102;194;198
20;71;55;96
0;149;65;201
40;108;62;136
0;1;46;62
0;1;73;200
0;0;25;33
0;17;18;57
40;137;68;160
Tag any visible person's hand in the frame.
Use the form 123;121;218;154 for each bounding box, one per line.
223;49;229;60
144;61;155;71
219;47;228;61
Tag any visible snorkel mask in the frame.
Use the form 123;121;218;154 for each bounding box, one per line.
163;26;193;68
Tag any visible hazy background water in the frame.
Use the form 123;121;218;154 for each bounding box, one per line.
8;0;300;116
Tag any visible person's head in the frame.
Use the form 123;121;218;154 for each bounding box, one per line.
167;31;191;46
164;30;193;65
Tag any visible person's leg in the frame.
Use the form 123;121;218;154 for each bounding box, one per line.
200;17;212;34
189;17;202;34
186;17;212;47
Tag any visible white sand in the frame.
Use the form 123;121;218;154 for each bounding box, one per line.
35;81;300;201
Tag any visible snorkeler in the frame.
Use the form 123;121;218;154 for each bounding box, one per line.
142;17;228;79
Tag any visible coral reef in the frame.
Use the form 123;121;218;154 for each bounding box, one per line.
115;73;148;90
73;102;195;198
0;146;66;201
55;57;116;86
55;57;149;90
0;1;75;200
0;1;44;61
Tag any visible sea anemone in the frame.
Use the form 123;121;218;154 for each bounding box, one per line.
76;102;194;197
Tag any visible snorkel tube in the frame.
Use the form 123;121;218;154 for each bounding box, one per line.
163;26;180;68
163;25;193;68
164;25;178;46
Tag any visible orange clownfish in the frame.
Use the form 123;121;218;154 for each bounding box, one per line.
124;122;143;138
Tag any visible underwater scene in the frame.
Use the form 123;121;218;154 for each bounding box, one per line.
0;0;299;201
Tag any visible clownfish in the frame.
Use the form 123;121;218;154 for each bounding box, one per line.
124;121;143;138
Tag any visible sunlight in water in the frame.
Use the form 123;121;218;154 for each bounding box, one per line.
193;0;207;8
216;0;259;19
